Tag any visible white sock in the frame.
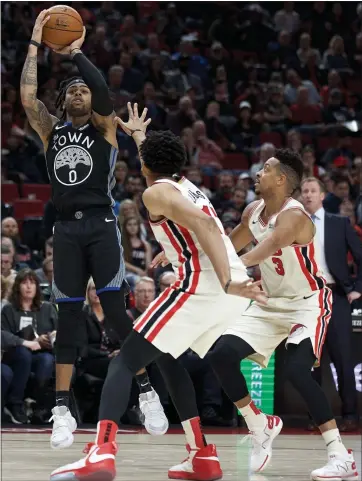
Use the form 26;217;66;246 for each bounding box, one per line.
322;429;348;456
239;401;266;431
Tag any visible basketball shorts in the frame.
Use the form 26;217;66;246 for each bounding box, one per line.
133;265;251;359
224;287;333;367
52;210;125;303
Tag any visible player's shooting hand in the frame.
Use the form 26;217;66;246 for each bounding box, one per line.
113;103;151;137
150;251;171;269
32;9;51;44
52;27;86;55
227;279;267;305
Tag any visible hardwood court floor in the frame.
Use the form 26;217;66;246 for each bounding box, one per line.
1;429;361;481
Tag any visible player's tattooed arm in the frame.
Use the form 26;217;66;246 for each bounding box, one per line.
20;50;58;144
20;10;58;146
241;209;313;267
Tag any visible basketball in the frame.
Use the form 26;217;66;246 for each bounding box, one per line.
42;5;83;50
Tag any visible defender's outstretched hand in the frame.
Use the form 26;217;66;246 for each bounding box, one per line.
113;102;151;137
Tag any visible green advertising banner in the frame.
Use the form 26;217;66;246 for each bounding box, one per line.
239;352;275;415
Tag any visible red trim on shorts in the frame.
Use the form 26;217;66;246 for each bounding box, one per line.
314;288;332;363
308;243;327;285
294;246;318;290
134;287;173;333
146;290;192;342
178;225;201;294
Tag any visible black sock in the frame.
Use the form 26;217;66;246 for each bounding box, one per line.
136;371;153;393
56;391;70;408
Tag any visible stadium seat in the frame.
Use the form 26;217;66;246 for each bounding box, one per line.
222;153;249;170
316;136;338;153
259;132;283;148
1;183;20;204
13;199;44;220
350;137;362;155
22;184;52;203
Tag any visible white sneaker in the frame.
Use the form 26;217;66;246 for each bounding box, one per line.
139;389;169;436
243;414;283;473
311;449;359;481
50;406;77;450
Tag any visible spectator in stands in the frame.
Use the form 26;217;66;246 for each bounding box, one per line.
212;171;235;211
323;174;351;214
297;32;321;68
286;129;302;152
35;257;53;285
322;88;354;125
81;278;122;381
284;68;320;105
166;54;204;104
126;276;156;321
167;96;199;136
237;173;256;204
119;199;148;238
268;30;296;66
112;160;129;201
122;217;152;289
322;35;351;71
320;70;345;107
350;32;362;75
1;246;16;286
192;120;224;170
1;269;57;424
302;146;326;179
264;83;292;133
146;55;167;92
1;330;41;423
250;143;276;180
290;86;322;126
1;217;18;240
1;275;10;309
220;186;248;225
231;101;260;151
139;33;171;69
274;2;300;34
119;51;144;94
1;217;32;267
205;101;235;152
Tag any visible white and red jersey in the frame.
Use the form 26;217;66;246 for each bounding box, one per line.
248;198;326;298
149;177;243;293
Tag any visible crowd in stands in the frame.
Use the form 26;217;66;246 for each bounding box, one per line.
1;1;362;426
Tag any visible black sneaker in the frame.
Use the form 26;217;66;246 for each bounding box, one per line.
4;404;29;424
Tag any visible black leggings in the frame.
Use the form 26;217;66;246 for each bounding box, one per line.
99;331;200;424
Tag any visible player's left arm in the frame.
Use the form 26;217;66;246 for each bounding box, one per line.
54;28;117;145
241;209;312;267
343;217;362;300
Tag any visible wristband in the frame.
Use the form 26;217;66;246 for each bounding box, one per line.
30;39;41;48
130;129;143;137
224;279;232;293
70;48;82;59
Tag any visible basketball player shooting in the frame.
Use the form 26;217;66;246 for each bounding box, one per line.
20;10;168;450
50;104;266;481
154;149;358;480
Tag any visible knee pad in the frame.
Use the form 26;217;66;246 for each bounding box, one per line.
98;289;133;341
56;302;87;364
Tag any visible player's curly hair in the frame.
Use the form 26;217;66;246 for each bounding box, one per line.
275;148;304;195
140;130;186;176
55;76;84;119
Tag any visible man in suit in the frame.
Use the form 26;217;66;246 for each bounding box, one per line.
301;177;362;431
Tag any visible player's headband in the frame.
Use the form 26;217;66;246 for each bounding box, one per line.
65;78;88;92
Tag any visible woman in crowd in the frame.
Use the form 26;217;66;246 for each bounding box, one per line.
121;217;152;288
1;268;57;424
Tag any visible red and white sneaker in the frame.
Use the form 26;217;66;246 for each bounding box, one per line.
168;444;222;481
311;449;359;481
50;442;117;481
246;415;283;473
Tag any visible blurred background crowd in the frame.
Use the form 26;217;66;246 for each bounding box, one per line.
1;1;362;428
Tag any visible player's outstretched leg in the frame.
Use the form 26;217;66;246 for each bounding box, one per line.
50;331;163;481
156;354;223;481
99;289;168;436
208;335;282;473
284;340;358;481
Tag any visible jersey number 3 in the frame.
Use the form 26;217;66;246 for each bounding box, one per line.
272;249;285;276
